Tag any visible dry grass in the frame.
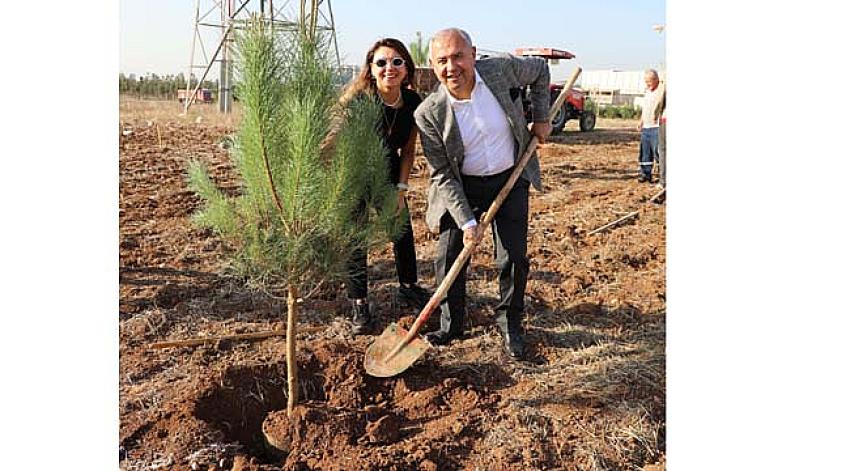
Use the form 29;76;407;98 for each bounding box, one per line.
119;96;243;127
563;117;638;132
119;98;636;132
467;317;664;469
517;320;664;406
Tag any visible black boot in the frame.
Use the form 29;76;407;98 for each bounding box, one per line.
350;301;372;335
496;309;526;359
423;303;464;345
502;330;525;359
397;283;431;310
424;329;463;346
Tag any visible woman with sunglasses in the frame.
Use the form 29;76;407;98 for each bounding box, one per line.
338;38;431;335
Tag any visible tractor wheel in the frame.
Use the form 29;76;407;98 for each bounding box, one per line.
579;111;596;132
550;103;567;134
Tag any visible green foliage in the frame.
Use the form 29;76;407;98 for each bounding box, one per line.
598;103;641;120
187;160;238;236
119;72;217;99
409;32;430;66
621;104;640;119
188;18;400;287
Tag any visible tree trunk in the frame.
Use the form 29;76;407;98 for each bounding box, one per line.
286;284;299;416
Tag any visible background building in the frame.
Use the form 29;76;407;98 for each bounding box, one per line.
579;69;666;107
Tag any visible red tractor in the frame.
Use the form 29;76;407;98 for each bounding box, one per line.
177;88;213;104
514;47;596;133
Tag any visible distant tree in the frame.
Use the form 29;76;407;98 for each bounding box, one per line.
175;72;187;91
188;17;400;415
118;72;220;99
409;31;429;66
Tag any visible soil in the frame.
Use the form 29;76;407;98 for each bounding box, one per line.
119;100;665;470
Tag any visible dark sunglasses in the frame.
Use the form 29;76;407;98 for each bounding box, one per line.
373;57;405;68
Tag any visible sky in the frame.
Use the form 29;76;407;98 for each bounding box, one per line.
120;0;666;82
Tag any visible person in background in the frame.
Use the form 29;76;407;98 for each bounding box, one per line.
637;69;662;183
338;38;431;335
654;82;667;189
414;28;551;360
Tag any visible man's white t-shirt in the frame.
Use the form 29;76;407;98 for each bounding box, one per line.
640;86;663;129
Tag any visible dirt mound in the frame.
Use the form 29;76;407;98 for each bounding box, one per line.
122;337;508;470
255;339;502;470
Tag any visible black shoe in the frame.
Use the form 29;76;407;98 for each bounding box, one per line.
638;174;649;183
424;329;462;346
397;283;431;310
502;332;525;359
350;302;372;335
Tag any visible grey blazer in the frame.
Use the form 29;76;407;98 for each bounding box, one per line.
414;56;550;232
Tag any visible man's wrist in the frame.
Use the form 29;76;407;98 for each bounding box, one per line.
461;219;478;231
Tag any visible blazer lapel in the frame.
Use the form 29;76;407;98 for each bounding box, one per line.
436;86;465;173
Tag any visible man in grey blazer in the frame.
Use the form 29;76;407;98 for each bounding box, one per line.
414;28;551;359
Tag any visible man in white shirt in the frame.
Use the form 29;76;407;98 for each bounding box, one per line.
414;28;551;359
637;69;662;183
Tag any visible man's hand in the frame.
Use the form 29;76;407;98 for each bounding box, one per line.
530;122;552;144
463;224;483;250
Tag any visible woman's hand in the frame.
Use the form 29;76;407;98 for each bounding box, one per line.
396;190;406;216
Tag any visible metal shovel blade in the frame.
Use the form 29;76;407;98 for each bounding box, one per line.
364;323;431;377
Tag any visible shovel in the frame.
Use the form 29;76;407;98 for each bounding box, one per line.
364;67;583;378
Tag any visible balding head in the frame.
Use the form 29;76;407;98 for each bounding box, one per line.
430;28;473;51
644;69;659;91
427;27;477;99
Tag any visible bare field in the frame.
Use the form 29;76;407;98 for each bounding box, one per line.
119;99;665;470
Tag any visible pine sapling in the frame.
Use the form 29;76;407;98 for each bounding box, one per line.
188;17;400;415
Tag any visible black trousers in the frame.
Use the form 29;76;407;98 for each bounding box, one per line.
346;208;418;299
435;168;530;336
346;155;418;300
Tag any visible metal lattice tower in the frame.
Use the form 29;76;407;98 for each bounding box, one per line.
183;0;340;113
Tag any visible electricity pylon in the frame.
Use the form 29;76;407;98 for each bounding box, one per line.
183;0;340;113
